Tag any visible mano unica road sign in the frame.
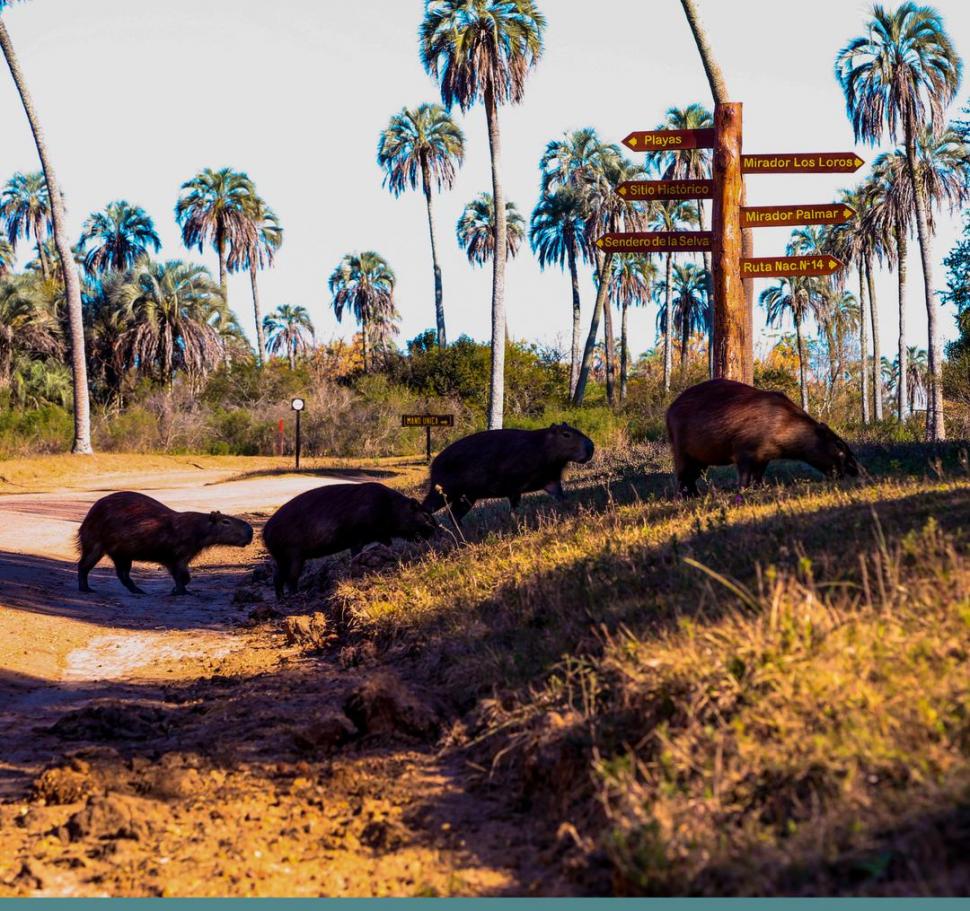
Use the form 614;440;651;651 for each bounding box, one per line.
616;179;714;201
622;128;715;152
741;204;855;229
401;414;454;428
740;255;844;278
742;153;864;174
596;231;713;253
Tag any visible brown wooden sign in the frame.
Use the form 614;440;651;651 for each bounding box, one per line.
616;179;715;201
622;128;715;152
741;153;864;174
741;204;856;229
401;414;454;428
740;255;844;278
595;232;713;254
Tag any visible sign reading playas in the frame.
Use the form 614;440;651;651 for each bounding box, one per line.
616;179;715;200
621;128;715;151
741;204;855;228
740;255;843;278
596;231;713;253
401;414;454;428
741;153;864;174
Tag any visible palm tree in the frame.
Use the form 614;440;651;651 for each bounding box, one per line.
263;304;315;371
0;272;62;388
609;253;657;400
226;194;282;367
328;251;398;372
666;261;711;373
176;167;257;311
904;345;929;413
421;0;546;429
0;171;51;278
530;187;588;397
78;201;161;275
456;193;525;266
1;4;93;452
825;288;861;391
0;236;13;276
836;2;963;440
378;102;464;348
110;258;228;388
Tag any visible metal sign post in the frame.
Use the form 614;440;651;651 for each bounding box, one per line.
291;397;305;470
401;414;454;463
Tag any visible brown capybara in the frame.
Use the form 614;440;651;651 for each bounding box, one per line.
77;492;254;595
666;379;859;496
261;482;437;599
421;423;595;524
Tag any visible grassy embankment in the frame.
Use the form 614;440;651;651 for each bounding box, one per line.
330;441;970;895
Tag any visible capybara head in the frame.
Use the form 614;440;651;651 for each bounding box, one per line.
395;496;439;540
813;424;859;478
545;423;595;464
204;511;254;547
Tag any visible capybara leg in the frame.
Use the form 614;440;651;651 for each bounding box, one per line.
285;557;304;596
168;561;191;596
422;488;446;513
736;457;761;489
677;461;702;498
543;479;566;502
113;557;145;595
77;544;104;593
449;496;474;527
508;492;521;511
273;562;285;601
752;462;768;486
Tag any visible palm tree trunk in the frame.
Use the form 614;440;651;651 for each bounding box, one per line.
567;236;582;398
484;85;507;430
422;166;447;348
859;262;870;424
0;17;93;454
895;223;908;422
905;121;944;441
250;261;267;366
795;312;809;413
216;223;228;306
362;320;371;373
33;215;49;280
679;0;729;103
663;252;673;392
865;254;882;421
603;291;617;406
698;204;714;378
288;336;296;371
620;298;629;402
573;251;612;406
680;305;690;372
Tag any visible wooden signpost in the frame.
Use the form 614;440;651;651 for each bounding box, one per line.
401;414;454;463
741;204;855;229
595;231;712;253
741;153;864;174
622;128;715;151
616;179;714;200
740;255;843;278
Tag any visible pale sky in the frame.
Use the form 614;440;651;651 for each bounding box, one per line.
1;0;968;363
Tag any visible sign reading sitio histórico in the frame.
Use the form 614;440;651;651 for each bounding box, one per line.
595;231;713;253
401;414;454;428
741;204;856;229
740;255;844;278
616;179;714;200
622;128;715;152
741;153;864;174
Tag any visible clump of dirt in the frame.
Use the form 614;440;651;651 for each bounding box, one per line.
344;672;441;740
281;612;334;651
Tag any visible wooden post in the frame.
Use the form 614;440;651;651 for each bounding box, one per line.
294;410;302;471
711;102;750;383
426;425;432;464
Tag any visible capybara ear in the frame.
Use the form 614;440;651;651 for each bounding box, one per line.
209;511;221;523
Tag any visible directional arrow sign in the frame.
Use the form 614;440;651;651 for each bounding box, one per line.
741;153;864;174
740;255;844;278
741;204;856;229
596;232;713;253
622;128;715;152
616;179;715;201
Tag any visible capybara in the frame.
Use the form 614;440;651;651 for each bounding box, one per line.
261;482;437;599
666;379;859;496
77;491;254;595
421;423;595;524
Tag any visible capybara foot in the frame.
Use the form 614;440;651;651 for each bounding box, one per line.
79;583;94;593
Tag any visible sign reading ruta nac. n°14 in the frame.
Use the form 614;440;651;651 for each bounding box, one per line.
742;153;864;174
740;256;844;278
595;232;713;253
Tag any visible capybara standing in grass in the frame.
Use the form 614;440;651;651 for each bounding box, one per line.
666;379;859;496
77;492;254;595
421;423;595;524
262;482;437;599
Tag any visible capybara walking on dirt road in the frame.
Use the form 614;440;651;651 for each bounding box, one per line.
666;379;859;496
77;492;254;595
262;482;437;599
421;423;595;524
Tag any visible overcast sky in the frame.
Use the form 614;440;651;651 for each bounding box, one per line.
1;0;968;363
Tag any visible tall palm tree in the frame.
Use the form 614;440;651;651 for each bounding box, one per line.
110;258;228;388
263;304;315;371
666;261;711;373
0;236;14;276
836;2;963;440
78;201;161;276
0;4;93;452
540;127;621;196
378;102;464;348
0;170;51;278
176;167;257;311
328;251;397;372
226;194;282;367
456;193;525;266
530;187;588;397
421;0;546;429
825;288;861;391
0;271;62;388
609;253;657;400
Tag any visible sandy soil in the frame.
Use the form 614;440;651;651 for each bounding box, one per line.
0;470;561;897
